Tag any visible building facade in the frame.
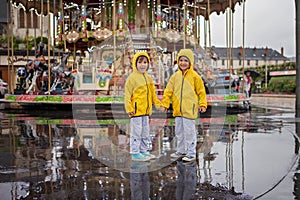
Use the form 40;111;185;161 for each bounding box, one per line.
211;46;290;69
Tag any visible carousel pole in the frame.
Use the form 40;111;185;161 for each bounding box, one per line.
34;0;37;55
183;0;186;48
228;0;232;71
193;5;197;50
242;0;246;93
227;0;232;92
26;1;29;62
196;6;200;45
231;5;234;71
53;0;56;60
207;0;211;48
226;8;229;69
7;0;10;94
10;0;14;94
296;0;300;118
204;17;207;49
47;0;51;94
112;0;117;170
62;0;66;51
113;0;116;95
41;0;44;40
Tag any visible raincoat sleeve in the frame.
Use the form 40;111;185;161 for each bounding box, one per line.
161;75;174;109
195;76;207;108
150;80;161;110
124;78;134;113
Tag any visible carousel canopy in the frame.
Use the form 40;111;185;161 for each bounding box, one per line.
12;0;101;15
12;0;58;15
12;0;243;19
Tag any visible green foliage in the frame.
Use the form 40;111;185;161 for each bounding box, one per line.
34;96;63;102
35;36;48;44
0;36;4;44
268;76;296;93
224;95;239;101
260;86;268;93
5;95;17;101
239;62;296;94
95;96;124;102
4;36;48;50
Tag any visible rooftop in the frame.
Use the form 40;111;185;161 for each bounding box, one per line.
211;46;289;61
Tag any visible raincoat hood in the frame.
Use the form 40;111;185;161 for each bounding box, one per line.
177;49;194;71
132;52;151;72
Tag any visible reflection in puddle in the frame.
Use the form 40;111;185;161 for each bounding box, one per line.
0;107;297;199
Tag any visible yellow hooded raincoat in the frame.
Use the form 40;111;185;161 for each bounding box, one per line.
161;49;207;119
124;52;161;117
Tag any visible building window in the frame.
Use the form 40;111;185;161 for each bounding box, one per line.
239;59;242;66
33;14;38;28
19;10;25;28
222;59;225;66
19;10;39;28
247;60;250;66
255;60;258;66
27;12;32;28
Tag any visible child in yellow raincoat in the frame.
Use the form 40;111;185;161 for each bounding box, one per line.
160;49;207;162
124;52;161;162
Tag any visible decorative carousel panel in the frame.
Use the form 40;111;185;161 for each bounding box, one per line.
93;28;113;41
66;30;80;43
165;29;182;43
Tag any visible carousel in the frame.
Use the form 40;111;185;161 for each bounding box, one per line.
2;0;246;109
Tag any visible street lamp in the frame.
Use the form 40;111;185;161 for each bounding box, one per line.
265;47;268;88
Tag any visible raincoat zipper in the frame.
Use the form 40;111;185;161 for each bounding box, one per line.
180;72;185;115
143;73;150;114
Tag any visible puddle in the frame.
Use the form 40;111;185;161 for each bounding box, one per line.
0;106;299;199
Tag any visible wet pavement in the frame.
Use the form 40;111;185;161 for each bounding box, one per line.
251;94;295;110
0;96;299;200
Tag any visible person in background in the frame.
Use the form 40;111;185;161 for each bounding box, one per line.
124;52;161;162
243;70;253;101
160;49;207;162
230;69;240;92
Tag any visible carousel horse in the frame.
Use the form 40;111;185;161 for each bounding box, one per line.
44;54;73;94
16;66;27;91
25;55;48;94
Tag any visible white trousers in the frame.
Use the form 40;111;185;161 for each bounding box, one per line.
175;117;197;158
130;116;151;154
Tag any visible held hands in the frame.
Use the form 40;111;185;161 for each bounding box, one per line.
159;106;206;113
199;106;207;113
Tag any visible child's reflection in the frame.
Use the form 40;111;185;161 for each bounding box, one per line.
176;160;197;200
130;162;150;200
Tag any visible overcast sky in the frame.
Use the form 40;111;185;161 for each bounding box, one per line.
201;0;296;57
